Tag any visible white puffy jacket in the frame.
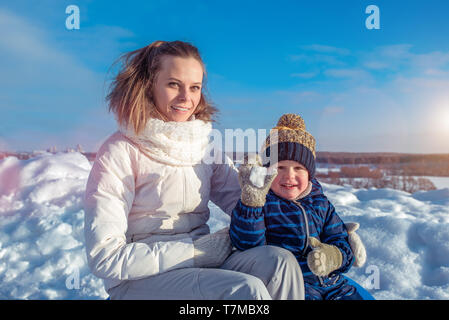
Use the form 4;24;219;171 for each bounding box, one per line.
84;118;241;290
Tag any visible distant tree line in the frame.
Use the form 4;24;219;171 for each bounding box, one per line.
316;152;449;165
317;175;436;193
316;152;449;177
316;165;437;192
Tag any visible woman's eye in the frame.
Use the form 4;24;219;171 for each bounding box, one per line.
191;86;201;91
168;82;179;88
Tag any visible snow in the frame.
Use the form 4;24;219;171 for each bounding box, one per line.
1;152;449;300
249;166;268;188
420;176;449;190
248;166;278;188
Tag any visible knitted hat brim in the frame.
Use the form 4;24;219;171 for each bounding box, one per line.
262;142;316;179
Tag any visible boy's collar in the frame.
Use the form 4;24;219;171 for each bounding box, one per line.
293;181;313;201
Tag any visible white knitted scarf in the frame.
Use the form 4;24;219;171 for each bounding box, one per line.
119;117;212;166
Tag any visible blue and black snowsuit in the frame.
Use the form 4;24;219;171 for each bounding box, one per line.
230;178;364;300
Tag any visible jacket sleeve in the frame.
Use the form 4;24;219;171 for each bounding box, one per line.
209;152;241;215
229;199;266;250
320;195;354;274
83;136;194;281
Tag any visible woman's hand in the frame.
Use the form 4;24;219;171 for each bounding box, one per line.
193;227;232;268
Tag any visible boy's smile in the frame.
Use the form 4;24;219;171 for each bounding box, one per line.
270;160;309;200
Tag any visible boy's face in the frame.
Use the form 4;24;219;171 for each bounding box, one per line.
270;160;309;200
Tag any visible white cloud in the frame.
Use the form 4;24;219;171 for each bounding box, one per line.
274;90;324;107
0;9;57;61
324;68;372;80
363;60;390;70
0;8;99;89
288;53;345;66
0;8;136;151
423;69;449;77
378;44;414;59
288;44;352;69
361;44;449;73
290;71;319;79
300;44;350;56
322;106;344;115
411;51;449;69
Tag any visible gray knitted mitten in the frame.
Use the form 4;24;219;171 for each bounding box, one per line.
193;227;232;268
345;222;367;267
307;237;343;277
238;155;278;207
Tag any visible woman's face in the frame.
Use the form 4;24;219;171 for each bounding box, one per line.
270;160;309;200
153;55;204;122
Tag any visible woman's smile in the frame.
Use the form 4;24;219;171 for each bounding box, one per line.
171;105;191;112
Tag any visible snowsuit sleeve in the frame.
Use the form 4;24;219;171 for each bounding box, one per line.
229;199;267;250
209;152;241;215
83;138;194;282
317;188;354;274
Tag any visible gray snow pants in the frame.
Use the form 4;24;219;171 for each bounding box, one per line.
107;245;305;300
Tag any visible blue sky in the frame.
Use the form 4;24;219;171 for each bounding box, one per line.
1;0;449;153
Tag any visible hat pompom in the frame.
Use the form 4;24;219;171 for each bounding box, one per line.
262;113;316;177
277;114;306;131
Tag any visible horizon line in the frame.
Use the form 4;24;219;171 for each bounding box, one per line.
2;149;449;156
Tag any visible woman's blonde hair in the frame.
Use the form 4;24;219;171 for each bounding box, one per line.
107;40;218;134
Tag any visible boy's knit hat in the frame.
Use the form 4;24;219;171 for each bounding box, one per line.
261;113;316;179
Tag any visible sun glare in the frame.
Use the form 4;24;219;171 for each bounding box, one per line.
441;105;449;132
432;100;449;134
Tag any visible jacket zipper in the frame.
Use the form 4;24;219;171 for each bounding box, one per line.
294;200;324;286
293;201;310;257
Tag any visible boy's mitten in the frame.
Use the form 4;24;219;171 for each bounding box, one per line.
307;237;343;277
193;227;232;268
238;154;278;207
345;222;367;267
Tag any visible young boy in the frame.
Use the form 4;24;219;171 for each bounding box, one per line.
230;113;366;300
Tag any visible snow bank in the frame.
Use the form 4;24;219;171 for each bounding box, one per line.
0;153;105;299
1;153;449;299
325;184;449;299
